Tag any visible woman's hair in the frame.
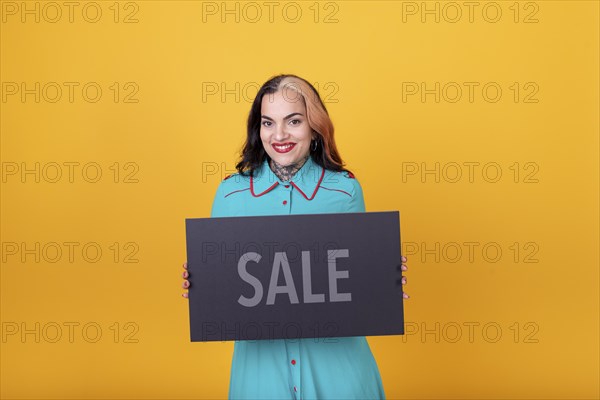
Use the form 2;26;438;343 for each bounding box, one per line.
235;74;353;177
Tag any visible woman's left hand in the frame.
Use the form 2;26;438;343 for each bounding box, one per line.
401;255;409;299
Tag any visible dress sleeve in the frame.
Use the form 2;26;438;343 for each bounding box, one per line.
345;178;366;213
210;182;229;218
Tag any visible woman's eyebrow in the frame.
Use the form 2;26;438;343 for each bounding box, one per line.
261;112;304;121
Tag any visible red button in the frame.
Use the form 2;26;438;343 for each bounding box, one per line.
284;185;290;188
291;359;296;365
283;200;288;205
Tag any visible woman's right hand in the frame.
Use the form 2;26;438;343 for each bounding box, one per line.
181;262;190;298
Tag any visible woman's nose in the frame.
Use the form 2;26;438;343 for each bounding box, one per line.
274;124;289;140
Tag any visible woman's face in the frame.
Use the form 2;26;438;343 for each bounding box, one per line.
260;88;314;166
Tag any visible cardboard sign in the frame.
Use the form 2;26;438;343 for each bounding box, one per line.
185;211;404;342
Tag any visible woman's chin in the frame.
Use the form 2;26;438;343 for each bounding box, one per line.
269;154;294;166
269;152;310;167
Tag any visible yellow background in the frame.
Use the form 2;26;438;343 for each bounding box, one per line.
1;1;598;399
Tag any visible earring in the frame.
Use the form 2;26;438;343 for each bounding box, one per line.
311;138;318;152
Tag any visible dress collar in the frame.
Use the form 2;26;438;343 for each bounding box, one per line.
250;156;325;200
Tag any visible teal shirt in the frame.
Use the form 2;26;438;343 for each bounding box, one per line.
211;155;386;400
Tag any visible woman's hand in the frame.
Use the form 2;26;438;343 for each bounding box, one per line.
182;262;190;298
401;255;409;299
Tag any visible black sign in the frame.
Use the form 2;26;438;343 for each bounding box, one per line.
185;211;404;342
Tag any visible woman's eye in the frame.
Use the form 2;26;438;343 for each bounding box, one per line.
262;121;271;127
290;119;301;125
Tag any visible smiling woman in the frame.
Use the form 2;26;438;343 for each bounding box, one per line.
182;73;409;400
238;74;349;184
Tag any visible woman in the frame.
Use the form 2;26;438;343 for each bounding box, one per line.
181;74;410;399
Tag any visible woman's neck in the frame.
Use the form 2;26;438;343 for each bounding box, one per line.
269;155;310;182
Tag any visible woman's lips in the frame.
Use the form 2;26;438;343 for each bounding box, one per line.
272;142;296;153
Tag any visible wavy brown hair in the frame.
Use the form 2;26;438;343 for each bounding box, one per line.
235;74;353;177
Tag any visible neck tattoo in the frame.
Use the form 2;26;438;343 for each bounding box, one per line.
269;155;310;182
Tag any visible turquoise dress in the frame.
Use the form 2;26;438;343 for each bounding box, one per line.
210;155;386;400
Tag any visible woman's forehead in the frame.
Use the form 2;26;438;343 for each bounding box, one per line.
261;90;306;114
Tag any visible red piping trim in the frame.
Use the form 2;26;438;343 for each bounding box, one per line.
290;167;325;201
319;186;352;197
224;188;250;198
250;175;279;197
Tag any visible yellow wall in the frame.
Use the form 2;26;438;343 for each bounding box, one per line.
1;1;598;399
